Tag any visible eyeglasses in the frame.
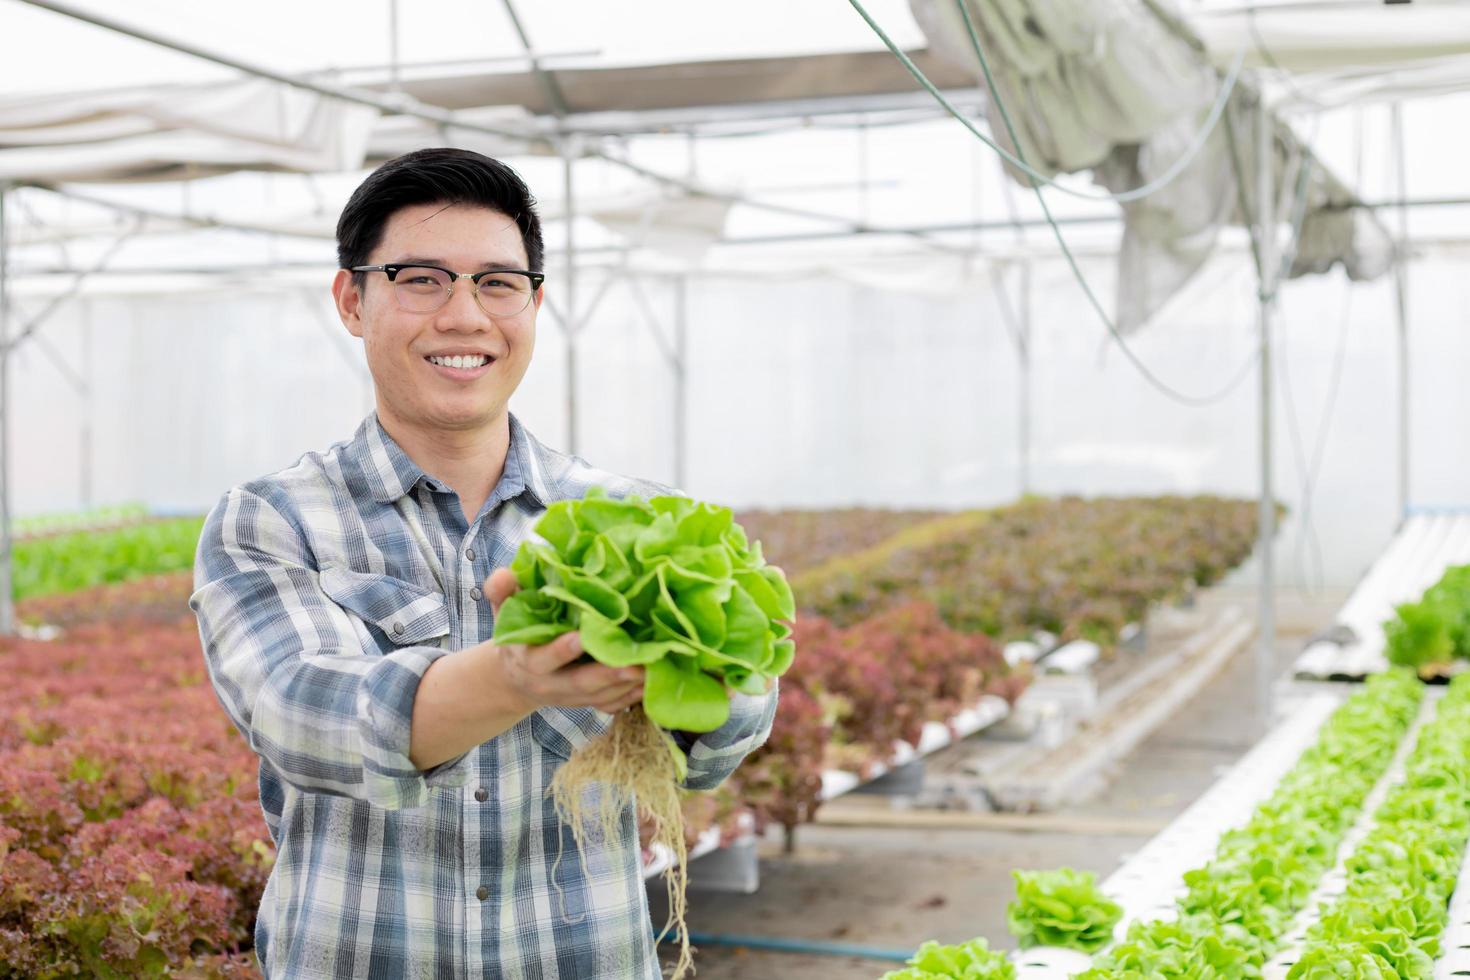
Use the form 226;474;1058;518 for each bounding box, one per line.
351;264;545;318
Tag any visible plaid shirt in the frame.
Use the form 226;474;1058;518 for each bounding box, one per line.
191;411;777;979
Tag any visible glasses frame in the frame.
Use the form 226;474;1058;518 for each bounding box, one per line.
350;263;546;318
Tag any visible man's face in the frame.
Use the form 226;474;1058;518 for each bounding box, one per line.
333;202;539;436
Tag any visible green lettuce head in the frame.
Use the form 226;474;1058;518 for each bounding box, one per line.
492;487;796;734
1007;868;1122;953
881;938;1016;979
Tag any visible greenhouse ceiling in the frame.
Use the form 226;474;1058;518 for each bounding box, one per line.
0;0;1467;297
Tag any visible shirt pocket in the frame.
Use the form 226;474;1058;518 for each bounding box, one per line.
527;706;611;761
319;566;451;655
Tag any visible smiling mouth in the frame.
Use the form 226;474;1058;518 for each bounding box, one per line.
425;354;494;369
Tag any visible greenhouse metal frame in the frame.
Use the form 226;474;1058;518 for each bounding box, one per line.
2;0;1467;737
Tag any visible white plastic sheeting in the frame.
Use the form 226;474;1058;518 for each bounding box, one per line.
908;0;1394;332
0;70;553;186
0;78;380;182
909;0;1209;176
1194;6;1470;107
16;245;1470;587
583;189;734;261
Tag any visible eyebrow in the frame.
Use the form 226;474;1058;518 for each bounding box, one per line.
394;256;527;270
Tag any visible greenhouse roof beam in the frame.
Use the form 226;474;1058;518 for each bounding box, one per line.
12;0;544;148
498;0;570;120
389;49;978;126
14;221;1470;284
12;0;957;247
29;331;87;395
18;184;336;242
304;49;602;82
537;89;987;139
1;216;141;354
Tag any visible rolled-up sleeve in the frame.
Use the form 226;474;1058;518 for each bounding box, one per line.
190;487;471;810
676;683;779;792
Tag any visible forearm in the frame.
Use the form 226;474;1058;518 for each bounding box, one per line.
409;640;531;771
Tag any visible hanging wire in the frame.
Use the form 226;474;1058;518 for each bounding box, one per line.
918;0;1266;407
1265;122;1336;598
848;0;1247;204
1298;280;1353;593
1281;271;1353;599
1289;107;1365;595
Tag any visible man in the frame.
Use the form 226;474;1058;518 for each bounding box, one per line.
190;147;778;979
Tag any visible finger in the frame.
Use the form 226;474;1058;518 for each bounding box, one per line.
485;567;519;615
591;684;644;714
553;661;640;698
602;678;644;703
523;631;588;676
599;675;643;696
612;687;646;712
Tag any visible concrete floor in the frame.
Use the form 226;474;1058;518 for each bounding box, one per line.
655;585;1348;979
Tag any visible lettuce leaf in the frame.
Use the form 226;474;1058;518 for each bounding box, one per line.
1006;868;1121;952
880;938;1015;979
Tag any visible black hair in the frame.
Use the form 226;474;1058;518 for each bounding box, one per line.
336;147;544;288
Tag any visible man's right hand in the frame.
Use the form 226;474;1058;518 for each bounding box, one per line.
485;568;645;716
407;568;645;771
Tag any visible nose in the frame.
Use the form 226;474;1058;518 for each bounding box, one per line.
437;276;491;324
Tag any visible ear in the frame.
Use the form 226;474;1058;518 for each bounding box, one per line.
332;269;365;339
531;283;544;313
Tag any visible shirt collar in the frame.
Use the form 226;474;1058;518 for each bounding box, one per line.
348;410;551;509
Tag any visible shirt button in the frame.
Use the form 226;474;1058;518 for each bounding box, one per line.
391;622;405;636
474;787;488;802
470;586;483;601
475;885;489;901
465;547;476;561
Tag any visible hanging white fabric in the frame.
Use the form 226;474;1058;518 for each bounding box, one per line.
0;76;381;182
908;0;1394;333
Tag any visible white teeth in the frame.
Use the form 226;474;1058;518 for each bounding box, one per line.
428;355;490;369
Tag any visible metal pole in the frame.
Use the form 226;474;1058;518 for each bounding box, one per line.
1019;260;1032;497
563;142;579;455
0;185;15;636
1255;99;1277;733
1391;102;1410;523
80;302;93;509
387;0;402;95
499;0;569;117
673;276;688;491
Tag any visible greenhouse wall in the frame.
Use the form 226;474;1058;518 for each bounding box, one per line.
14;249;1470;589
